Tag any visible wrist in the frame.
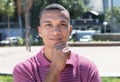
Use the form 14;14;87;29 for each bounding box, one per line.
49;64;61;75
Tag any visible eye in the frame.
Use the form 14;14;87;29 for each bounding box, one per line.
60;23;68;27
45;23;52;27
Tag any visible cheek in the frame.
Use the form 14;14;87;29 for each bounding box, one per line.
63;31;70;39
40;30;50;38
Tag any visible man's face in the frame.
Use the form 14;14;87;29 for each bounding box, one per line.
38;10;72;48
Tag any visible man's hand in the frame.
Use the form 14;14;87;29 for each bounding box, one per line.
43;43;71;82
50;42;71;72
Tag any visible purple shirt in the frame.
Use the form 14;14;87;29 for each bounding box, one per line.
13;47;101;82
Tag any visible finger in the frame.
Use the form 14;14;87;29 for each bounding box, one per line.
62;47;71;58
55;42;66;48
55;43;66;50
62;47;70;53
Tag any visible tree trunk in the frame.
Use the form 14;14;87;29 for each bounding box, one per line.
25;13;31;52
24;0;32;52
7;15;12;45
16;0;23;37
7;15;10;38
18;14;23;36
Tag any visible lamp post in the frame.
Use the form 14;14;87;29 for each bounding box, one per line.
103;21;108;33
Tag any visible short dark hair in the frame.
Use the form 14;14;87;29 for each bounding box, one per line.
42;3;66;11
39;3;70;20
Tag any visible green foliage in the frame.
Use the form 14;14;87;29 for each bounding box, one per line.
0;0;15;16
61;0;86;18
0;75;13;82
101;77;120;82
17;37;24;46
0;75;120;82
31;38;44;46
105;7;120;24
76;0;87;17
30;0;87;28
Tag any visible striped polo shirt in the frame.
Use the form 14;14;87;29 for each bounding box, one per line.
13;47;101;82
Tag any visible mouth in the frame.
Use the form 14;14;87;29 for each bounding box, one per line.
50;38;62;41
49;38;63;42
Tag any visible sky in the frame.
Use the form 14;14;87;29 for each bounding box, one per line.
113;0;120;6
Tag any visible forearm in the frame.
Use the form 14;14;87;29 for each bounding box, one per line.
43;65;61;82
43;43;70;82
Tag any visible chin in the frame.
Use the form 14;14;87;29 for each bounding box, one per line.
51;42;60;45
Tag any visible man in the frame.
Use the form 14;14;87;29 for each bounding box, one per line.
13;3;101;82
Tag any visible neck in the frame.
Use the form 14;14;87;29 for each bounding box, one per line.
43;46;53;61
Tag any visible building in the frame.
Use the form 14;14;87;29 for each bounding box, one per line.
84;0;104;13
103;0;112;12
76;0;120;33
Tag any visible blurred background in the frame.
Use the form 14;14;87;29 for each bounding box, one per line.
0;0;120;82
0;0;120;46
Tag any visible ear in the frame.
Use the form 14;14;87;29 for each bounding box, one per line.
38;26;42;38
69;25;72;35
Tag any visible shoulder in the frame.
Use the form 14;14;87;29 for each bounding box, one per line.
72;52;99;75
74;53;97;70
13;54;39;76
74;53;101;81
12;54;40;81
13;47;44;74
12;48;44;81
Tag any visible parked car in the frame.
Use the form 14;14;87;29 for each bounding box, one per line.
30;35;43;45
69;30;95;42
79;35;92;42
0;36;22;46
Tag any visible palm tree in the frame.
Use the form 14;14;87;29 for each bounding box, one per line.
24;0;33;52
0;0;15;39
16;0;23;36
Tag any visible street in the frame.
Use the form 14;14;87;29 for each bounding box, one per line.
0;46;120;77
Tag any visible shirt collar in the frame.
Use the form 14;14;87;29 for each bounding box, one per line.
66;52;77;67
37;47;77;67
37;47;51;66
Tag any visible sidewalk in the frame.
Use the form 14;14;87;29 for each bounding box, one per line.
0;46;40;74
0;46;120;77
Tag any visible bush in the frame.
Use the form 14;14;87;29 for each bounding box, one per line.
0;75;120;82
101;77;120;82
0;75;13;82
30;37;44;46
17;37;25;46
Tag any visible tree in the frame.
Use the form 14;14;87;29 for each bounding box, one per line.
30;0;87;29
105;7;120;24
23;0;33;51
0;0;15;37
0;0;15;16
15;0;33;51
16;0;22;31
61;0;87;18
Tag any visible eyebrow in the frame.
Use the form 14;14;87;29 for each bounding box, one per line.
60;20;68;23
42;21;51;24
42;20;69;24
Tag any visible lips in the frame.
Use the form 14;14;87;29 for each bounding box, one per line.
50;38;62;41
49;38;63;42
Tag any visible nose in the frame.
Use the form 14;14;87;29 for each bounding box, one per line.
52;27;61;36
